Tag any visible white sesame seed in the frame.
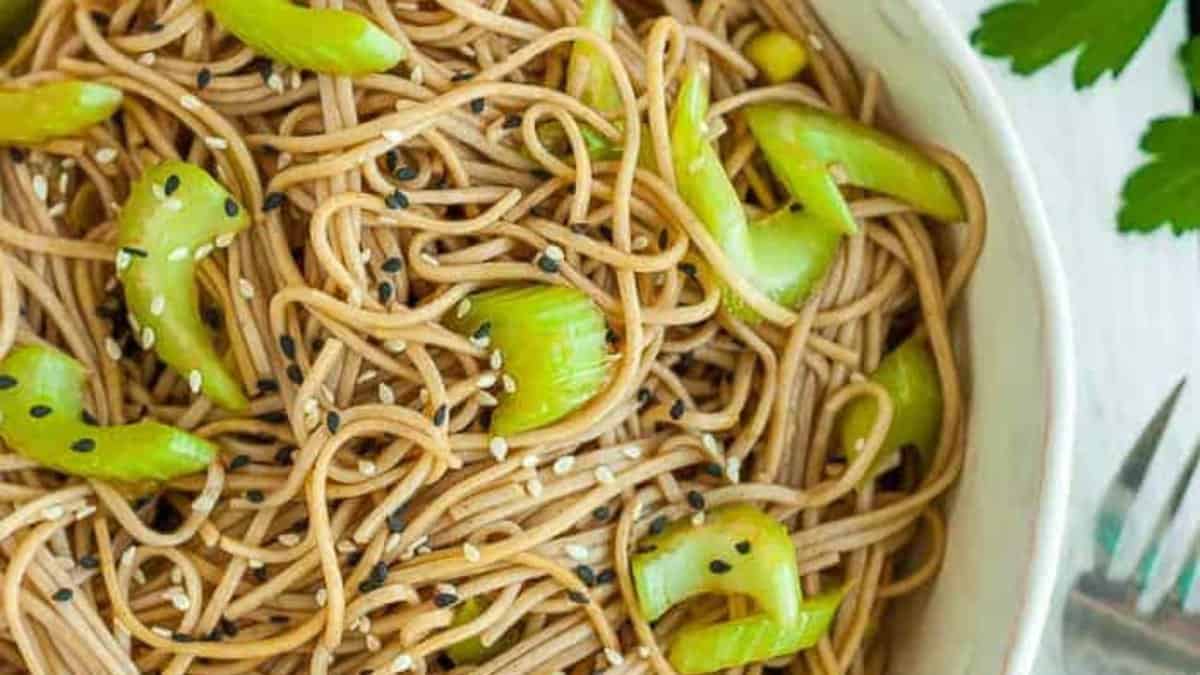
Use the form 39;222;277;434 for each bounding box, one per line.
94;147;117;164
277;152;292;170
525;479;543;498
726;457;742;483
552;456;575;475
169;589;191;611
410;65;424;85
605;648;625;666
358;460;378;476
179;94;201;110
502;374;517;393
290;70;302;89
382;129;405;144
436;582;457;595
30;174;47;201
489;350;503;370
594;465;615;484
167;246;189;261
237;278;256;299
544;244;565;261
119;546;136;567
127;313;140;334
378;382;396;405
115;249;132;271
808;33;825;51
462;543;481;563
366;634;381;651
42;505;64;520
303;397;320;416
521;453;539;469
360;247;372;263
216;232;236;248
488;436;509;462
336;540;357;553
564;543;589;562
137;52;156;66
637;645;652;658
632;235;649;250
204;136;229;151
420;252;439;267
133;569;147;585
418;388;429;405
170;567;183;584
151;626;172;638
853;437;866;453
315;587;327;607
383;339;408;353
357;369;378;384
141;326;156;349
151;183;166;201
46;203;66;218
75;505;96;520
188;370;203;394
455;299;472;318
105;337;123;361
701;433;722;457
691;511;706;526
193;243;214;260
150;295;165;316
267;73;285;94
247;558;264;569
476;373;497;389
164;197;183;211
622;445;643;460
277;533;301;547
391;653;414;672
478;391;498;407
385;532;402;553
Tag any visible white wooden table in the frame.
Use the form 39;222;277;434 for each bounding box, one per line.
942;2;1200;672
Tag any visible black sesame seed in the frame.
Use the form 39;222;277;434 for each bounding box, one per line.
253;567;268;581
0;374;17;390
532;169;551;180
81;410;98;426
537;255;560;273
203;306;223;329
394;166;417;181
596;568;616;585
686;490;705;511
789;202;804;213
30;405;52;418
384;149;399;172
377;281;394;304
246;489;264;503
286;363;304;385
370;562;388;583
206;628;223;642
172;632;193;643
258;411;288;423
346;550;363;566
70;436;97;454
637;388;651;404
275;446;296;466
263;192;286;212
433;404;448;426
224;198;239;217
257;377;280;393
229;454;251;470
472;322;492;341
220;618;239;637
451;71;474;82
384;190;410;210
9;148;25;163
606;328;618;344
381;256;404;273
149;21;165;31
575;564;596;586
386;509;406;533
433;592;458;608
635;544;657;554
592;505;610;521
326;411;341;433
735;540;751;555
52;588;73;602
79;554;99;570
704;462;723;477
567;590;590;604
649;515;668;535
709;559;732;574
164;174;181;196
358;579;382;593
197;68;213;89
503;114;523;129
679;262;697;278
122;246;148;258
669;399;685;420
279;334;296;359
254;58;273;82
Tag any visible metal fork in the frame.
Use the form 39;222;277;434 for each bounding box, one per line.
1062;380;1200;675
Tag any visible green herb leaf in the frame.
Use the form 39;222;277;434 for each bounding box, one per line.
1181;36;1200;96
1119;116;1200;235
971;0;1171;89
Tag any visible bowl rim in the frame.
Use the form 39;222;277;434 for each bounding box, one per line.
905;0;1078;672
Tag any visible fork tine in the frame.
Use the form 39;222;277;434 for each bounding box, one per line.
1137;437;1200;614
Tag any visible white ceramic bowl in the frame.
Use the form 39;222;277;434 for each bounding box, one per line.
808;1;1076;673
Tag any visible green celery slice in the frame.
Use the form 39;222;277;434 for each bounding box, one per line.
445;285;609;436
204;0;404;75
0;345;215;482
744;30;810;84
0;81;122;144
118;161;251;412
444;597;518;665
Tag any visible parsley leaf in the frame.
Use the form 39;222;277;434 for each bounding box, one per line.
1119;116;1200;235
971;0;1171;89
1181;36;1200;95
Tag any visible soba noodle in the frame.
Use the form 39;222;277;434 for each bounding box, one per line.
0;0;984;673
